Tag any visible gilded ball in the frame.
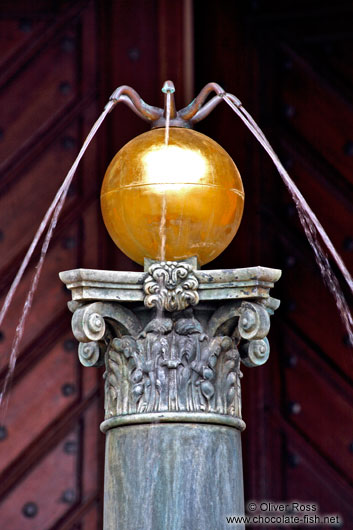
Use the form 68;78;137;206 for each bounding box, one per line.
101;127;244;266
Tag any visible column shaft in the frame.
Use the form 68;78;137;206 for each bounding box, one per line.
104;423;244;530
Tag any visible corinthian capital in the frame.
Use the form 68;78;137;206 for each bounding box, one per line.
60;262;281;431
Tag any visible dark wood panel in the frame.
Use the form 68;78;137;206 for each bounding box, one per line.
276;232;351;375
80;503;100;529
0;222;79;373
81;400;101;502
305;40;353;91
284;327;353;484
66;500;100;530
0;395;101;529
0;32;78;174
79;198;107;272
278;47;353;186
0;17;47;71
157;0;194;105
0;332;77;474
0;428;78;529
285;436;352;527
0;122;79;271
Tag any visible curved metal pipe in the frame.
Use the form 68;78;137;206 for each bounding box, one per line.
178;82;225;121
189;96;223;125
105;82;242;129
117;95;153;122
107;85;162;121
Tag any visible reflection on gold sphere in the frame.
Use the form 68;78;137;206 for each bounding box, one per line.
101;127;244;266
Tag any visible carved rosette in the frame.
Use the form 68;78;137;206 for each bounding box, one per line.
69;268;279;432
143;261;199;311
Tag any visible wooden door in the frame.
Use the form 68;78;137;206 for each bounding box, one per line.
0;1;192;528
194;0;353;526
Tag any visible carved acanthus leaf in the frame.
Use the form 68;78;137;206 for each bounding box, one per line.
104;314;242;420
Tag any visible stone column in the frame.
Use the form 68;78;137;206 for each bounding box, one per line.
60;260;281;530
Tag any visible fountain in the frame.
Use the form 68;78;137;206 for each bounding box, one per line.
2;78;352;528
60;82;281;529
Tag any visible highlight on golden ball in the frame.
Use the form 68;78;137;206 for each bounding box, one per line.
100;127;244;266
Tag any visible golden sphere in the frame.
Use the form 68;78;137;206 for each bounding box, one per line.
101;127;244;266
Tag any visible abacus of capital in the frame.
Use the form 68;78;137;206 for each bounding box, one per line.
60;257;281;530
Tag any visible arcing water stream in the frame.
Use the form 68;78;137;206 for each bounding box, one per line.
222;93;353;347
0;100;115;413
0;85;352;415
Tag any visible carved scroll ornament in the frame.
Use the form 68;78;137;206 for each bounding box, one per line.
70;295;278;427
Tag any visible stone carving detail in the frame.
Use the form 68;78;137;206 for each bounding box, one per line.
208;300;272;367
238;301;270;341
78;341;104;367
72;303;106;342
70;286;279;421
104;312;241;419
71;301;142;367
144;261;199;311
239;338;269;367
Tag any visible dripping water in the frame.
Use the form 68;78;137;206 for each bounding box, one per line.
223;93;353;346
0;100;115;414
158;91;171;263
164;90;171;147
